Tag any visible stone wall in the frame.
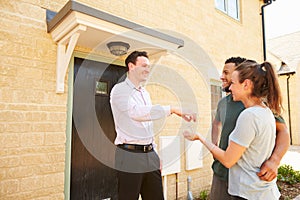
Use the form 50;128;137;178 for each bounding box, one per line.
0;0;265;199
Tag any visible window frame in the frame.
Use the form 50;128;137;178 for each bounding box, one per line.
210;84;223;120
215;0;240;20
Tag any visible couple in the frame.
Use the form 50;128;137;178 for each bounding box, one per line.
184;57;290;199
110;51;289;200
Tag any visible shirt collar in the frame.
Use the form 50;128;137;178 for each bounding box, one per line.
125;77;144;91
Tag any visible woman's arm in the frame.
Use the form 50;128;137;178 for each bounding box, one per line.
183;131;246;168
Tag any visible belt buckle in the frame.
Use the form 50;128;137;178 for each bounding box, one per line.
149;145;152;151
144;144;152;152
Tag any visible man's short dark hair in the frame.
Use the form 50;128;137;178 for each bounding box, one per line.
125;51;148;68
225;57;247;66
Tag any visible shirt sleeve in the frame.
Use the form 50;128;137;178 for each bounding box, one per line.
110;85;132;112
229;110;256;148
128;102;170;121
274;114;285;123
111;84;171;122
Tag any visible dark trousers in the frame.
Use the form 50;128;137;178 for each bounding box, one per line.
115;146;164;200
210;174;231;200
210;174;247;200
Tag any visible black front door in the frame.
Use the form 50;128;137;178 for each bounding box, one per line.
71;57;127;200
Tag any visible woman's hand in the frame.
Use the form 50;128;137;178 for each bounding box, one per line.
183;130;199;141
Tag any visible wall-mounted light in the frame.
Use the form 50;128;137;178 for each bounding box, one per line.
106;41;130;56
277;61;295;76
277;61;296;145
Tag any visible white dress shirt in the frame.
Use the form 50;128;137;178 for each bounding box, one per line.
110;78;171;145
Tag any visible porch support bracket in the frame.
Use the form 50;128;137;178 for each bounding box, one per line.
56;25;87;93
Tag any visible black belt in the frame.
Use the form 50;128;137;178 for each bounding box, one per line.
118;144;153;153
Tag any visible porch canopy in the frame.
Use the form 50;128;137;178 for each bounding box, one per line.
47;1;184;93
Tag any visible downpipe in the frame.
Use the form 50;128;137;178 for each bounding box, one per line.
261;0;275;61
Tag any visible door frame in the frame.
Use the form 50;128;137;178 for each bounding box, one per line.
64;51;125;200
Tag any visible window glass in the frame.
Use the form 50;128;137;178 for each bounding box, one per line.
210;85;222;120
215;0;239;20
228;0;239;19
95;80;108;95
215;0;226;11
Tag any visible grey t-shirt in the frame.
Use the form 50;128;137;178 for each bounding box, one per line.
228;106;280;199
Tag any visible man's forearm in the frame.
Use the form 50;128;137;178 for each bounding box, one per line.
257;122;290;181
269;123;290;164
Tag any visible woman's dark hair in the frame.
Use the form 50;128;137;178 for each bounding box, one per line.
125;51;148;68
235;60;283;115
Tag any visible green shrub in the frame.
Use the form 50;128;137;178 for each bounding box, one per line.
199;189;209;200
277;164;300;185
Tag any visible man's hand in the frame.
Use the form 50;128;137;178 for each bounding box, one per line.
182;113;197;122
257;160;278;181
171;107;196;122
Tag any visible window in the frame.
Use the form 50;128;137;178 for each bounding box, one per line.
95;80;109;96
215;0;240;20
210;85;222;120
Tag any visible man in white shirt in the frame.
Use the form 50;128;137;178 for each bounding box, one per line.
110;51;195;200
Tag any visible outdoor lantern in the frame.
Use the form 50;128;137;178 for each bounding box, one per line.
106;41;130;56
